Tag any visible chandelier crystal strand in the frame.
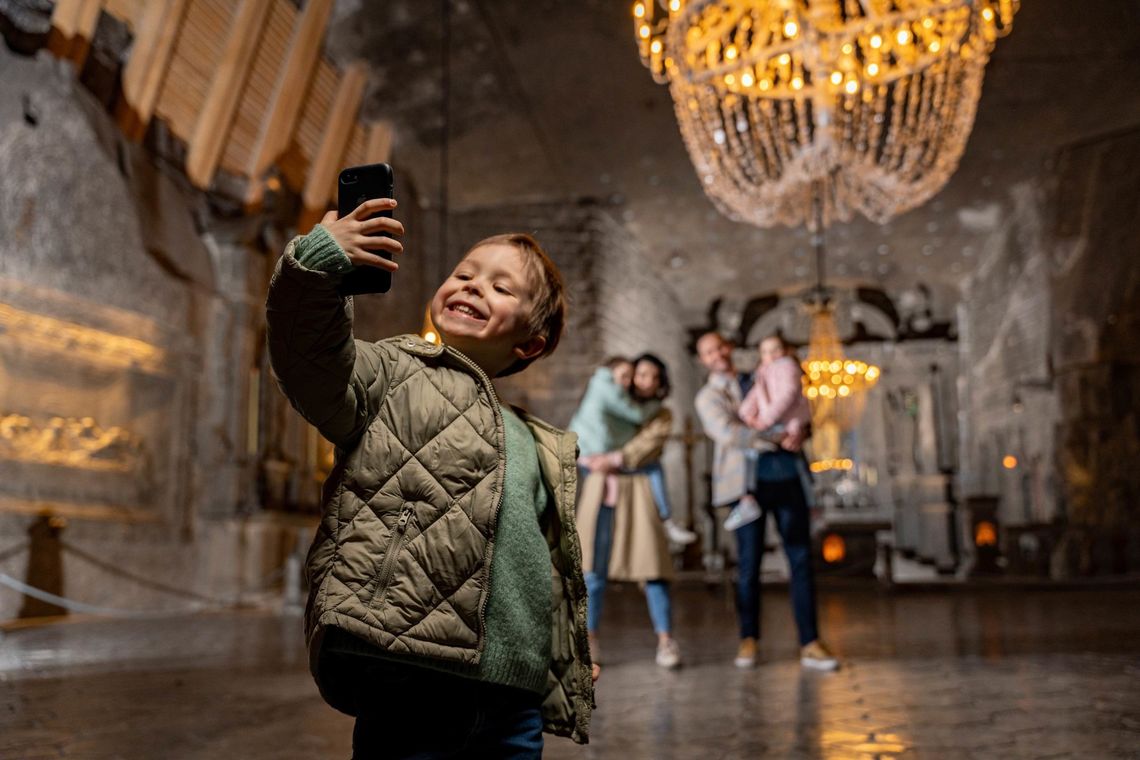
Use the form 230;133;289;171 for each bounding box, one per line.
633;0;1017;228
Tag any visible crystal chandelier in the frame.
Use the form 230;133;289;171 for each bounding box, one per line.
632;0;1017;228
802;305;880;429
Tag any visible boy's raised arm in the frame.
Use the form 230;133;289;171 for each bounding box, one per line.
266;223;393;448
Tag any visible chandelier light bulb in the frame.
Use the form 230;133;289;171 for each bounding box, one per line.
784;20;798;38
633;2;645;18
869;34;883;49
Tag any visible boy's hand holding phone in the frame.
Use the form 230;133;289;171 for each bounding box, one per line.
320;198;405;272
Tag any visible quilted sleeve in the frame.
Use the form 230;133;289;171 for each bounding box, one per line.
620;408;673;470
266;232;390;448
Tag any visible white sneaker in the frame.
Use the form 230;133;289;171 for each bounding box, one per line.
723;495;762;531
800;640;839;671
656;638;682;669
664;518;698;545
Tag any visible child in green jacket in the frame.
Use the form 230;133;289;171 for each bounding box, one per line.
266;198;595;759
569;358;697;545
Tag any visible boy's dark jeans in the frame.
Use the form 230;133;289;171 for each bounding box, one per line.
324;651;544;759
734;475;819;646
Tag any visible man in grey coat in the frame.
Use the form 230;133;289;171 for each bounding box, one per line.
694;331;838;671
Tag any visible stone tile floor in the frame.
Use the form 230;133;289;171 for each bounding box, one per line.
2;584;1139;759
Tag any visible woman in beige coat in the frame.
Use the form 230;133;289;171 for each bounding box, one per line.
577;354;682;669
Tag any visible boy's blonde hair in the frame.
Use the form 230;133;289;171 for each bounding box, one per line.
468;233;566;376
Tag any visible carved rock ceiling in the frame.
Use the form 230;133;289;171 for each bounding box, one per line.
329;0;1140;322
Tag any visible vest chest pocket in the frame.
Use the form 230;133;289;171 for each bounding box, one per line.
368;503;417;611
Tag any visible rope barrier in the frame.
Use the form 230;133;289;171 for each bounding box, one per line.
0;541;30;564
0;572;209;619
0;543;296;621
60;541;241;605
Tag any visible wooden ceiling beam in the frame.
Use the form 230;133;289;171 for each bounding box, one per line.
185;0;275;189
48;0;104;69
116;0;190;142
299;63;368;231
245;0;335;206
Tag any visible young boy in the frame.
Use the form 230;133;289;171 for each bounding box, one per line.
266;198;595;758
723;335;813;531
568;358;696;544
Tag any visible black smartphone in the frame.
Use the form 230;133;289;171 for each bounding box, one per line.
336;162;395;296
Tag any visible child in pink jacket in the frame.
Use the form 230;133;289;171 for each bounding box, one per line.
739;335;812;451
723;335;813;531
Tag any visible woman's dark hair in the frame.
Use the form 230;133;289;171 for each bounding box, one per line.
632;352;671;401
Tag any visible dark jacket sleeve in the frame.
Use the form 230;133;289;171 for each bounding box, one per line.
266;232;390;448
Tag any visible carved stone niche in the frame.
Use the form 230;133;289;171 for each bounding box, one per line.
0;277;194;525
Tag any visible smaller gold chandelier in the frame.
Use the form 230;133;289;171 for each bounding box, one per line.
801;304;880;432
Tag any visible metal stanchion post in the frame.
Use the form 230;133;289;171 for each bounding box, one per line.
283;529;306;613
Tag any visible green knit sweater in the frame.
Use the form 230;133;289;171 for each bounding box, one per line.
295;226;553;694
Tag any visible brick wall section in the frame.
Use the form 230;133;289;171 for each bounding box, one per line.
1048;128;1140;573
958;183;1060;528
450;200;704;527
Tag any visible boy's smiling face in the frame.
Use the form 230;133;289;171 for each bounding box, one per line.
430;243;546;377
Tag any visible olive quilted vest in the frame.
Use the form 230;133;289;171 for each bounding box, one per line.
266;246;594;743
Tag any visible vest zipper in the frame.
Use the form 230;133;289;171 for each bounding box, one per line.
442;347;506;653
373;504;415;608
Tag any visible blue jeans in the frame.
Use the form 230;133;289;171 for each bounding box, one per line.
734;476;819;646
341;655;544;759
642;462;672;520
585;504;672;634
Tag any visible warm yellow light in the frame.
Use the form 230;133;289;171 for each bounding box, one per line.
866;63;880;76
759;78;771;91
791;76;803;90
869;34;883;49
982;7;995;21
639;24;650;39
741;71;755;86
845;78;858;94
838;385;851;397
724;73;736;85
897;29;911;45
725;45;738;60
865;367;880;381
841;42;853;55
669;0;681;11
423;331;438;345
777;53;790;66
929;39;941;53
975;521;998;547
830;70;843;85
651;39;663;54
784;20;798;38
1003;455;1018;469
922;17;934;29
822;534;846;563
633;3;645;19
844;362;856;374
807;387;819;399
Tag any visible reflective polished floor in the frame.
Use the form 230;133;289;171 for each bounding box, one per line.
2;583;1139;759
